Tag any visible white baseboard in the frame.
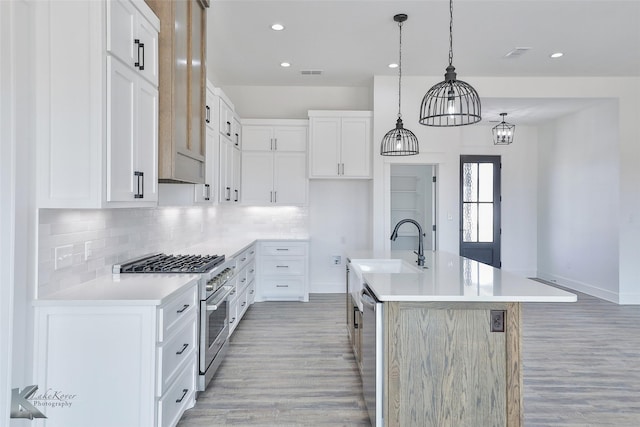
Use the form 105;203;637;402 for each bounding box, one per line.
309;281;344;294
536;271;620;303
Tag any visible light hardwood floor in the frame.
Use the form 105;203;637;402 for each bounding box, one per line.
178;291;640;426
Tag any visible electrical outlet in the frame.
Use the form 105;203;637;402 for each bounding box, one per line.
490;310;505;333
332;256;341;265
84;241;93;261
54;245;74;270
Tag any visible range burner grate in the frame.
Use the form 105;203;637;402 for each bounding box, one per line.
118;253;225;273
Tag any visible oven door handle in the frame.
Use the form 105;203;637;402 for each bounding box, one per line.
206;286;233;311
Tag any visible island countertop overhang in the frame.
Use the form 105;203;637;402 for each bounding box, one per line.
351;250;577;303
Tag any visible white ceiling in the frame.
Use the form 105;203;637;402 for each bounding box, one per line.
206;0;640;123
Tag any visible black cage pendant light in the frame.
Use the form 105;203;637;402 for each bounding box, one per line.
381;14;419;156
492;113;515;145
418;0;481;127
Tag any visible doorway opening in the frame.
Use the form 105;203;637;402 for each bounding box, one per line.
390;164;437;251
459;155;501;268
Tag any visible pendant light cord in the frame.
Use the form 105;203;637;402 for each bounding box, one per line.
448;0;453;67
397;20;403;119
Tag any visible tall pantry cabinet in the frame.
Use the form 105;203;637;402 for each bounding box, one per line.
35;0;160;208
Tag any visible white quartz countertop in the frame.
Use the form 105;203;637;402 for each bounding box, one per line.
352;250;577;303
33;274;199;306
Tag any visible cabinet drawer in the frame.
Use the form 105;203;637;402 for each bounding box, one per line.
157;316;196;397
234;245;255;270
157;360;196;427
261;257;305;276
261;242;307;256
247;281;256;305
246;260;256;284
237;268;249;291
260;278;305;299
158;284;197;342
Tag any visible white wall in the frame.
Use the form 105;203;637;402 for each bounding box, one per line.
221;85;372;119
537;101;620;302
373;76;539;277
309;180;372;293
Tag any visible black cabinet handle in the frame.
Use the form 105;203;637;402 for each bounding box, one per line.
235;133;239;146
226;121;231;136
175;389;188;403
176;304;189;313
225;187;231;201
176;343;189;355
234;189;238;202
205;105;210;123
204;184;210;201
353;306;359;329
139;41;144;70
134;39;145;70
134;171;143;199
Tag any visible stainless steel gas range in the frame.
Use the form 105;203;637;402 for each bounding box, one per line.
114;253;235;392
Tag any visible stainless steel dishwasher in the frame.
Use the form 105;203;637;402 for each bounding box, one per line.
361;283;383;426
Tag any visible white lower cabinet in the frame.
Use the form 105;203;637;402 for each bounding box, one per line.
228;244;257;335
256;241;309;302
33;283;198;427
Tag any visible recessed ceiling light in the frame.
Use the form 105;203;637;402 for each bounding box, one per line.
550;52;564;58
271;23;285;31
388;63;398;69
280;62;291;68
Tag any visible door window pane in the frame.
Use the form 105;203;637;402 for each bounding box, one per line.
478;203;494;242
478;163;494;202
462;163;477;202
462;203;478;242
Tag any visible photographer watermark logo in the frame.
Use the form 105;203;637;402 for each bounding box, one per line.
11;385;77;419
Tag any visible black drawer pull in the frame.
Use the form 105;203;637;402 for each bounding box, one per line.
176;304;189;313
176;343;189;355
175;388;188;403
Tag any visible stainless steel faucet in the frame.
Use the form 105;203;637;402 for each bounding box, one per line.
390;219;426;267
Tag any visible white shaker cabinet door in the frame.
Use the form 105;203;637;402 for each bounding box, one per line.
273;126;307;152
107;0;137;66
241;152;274;205
274;153;307;205
309;118;341;177
242;126;274;151
136;77;159;202
340;117;371;178
107;57;137;202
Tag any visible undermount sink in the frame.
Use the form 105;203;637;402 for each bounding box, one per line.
352;259;423;274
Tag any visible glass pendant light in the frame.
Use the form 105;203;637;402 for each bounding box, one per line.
418;0;481;127
381;14;419;156
492;113;515;145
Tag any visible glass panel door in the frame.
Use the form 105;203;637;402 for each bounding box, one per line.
460;156;501;267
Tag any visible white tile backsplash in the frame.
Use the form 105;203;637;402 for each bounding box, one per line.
38;204;309;296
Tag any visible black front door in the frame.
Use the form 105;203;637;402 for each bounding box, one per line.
459;155;501;268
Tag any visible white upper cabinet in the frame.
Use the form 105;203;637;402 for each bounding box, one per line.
241;120;308;206
107;0;159;86
242;123;307;152
35;0;159;208
308;111;372;179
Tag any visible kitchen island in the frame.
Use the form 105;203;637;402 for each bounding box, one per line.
348;251;576;427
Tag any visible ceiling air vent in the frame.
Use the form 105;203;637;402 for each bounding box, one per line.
503;47;532;58
300;69;323;75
